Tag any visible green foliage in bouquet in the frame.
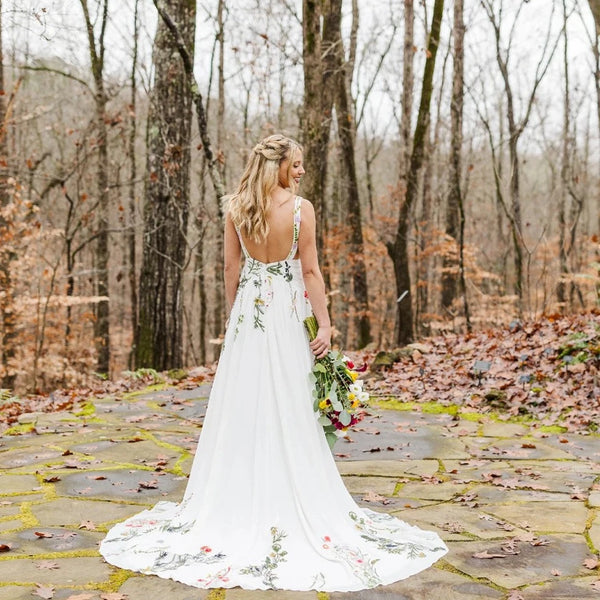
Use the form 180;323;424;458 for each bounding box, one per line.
304;315;368;449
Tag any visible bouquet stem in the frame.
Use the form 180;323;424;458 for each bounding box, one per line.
303;315;319;341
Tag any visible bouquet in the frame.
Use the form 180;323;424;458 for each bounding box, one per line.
304;315;369;449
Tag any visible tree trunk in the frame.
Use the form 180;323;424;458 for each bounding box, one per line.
557;0;569;307
79;0;110;375
128;0;140;368
329;0;371;348
387;0;444;346
136;0;196;370
0;0;16;388
212;0;226;360
441;0;464;311
400;0;414;178
301;0;336;255
587;0;600;237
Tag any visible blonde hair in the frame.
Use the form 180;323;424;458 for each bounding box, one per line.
228;134;303;243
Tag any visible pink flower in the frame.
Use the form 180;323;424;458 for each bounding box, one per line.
304;290;309;298
200;545;212;553
324;536;331;542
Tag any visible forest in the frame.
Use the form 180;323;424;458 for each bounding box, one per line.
0;0;599;394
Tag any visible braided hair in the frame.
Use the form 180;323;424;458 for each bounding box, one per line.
227;134;302;243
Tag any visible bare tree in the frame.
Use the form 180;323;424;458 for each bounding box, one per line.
135;0;196;370
441;0;470;329
387;0;444;346
79;0;110;375
479;0;560;311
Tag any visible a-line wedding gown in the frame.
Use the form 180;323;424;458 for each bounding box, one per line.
99;196;448;591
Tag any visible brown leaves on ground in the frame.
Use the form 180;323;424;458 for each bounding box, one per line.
33;585;55;599
34;531;53;539
362;490;391;505
363;312;600;432
0;366;217;431
35;560;59;570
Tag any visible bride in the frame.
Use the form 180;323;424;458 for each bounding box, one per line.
99;133;447;592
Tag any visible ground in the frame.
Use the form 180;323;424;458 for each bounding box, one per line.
0;383;599;600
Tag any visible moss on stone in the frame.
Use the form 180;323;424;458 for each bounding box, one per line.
74;402;96;417
2;423;36;435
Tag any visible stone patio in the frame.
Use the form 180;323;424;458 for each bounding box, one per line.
0;385;598;599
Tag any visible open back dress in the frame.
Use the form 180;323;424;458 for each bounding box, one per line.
99;196;448;591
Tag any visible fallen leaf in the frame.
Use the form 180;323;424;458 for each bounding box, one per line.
592;580;600;591
33;584;55;599
78;521;96;531
36;561;59;570
530;537;550;546
583;557;599;570
0;544;11;552
34;531;54;539
138;480;159;489
551;568;561;576
472;550;506;559
438;521;464;534
42;475;61;483
507;591;525;600
362;490;391;505
521;442;536;449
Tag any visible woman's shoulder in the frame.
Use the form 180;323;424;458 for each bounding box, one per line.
297;196;315;213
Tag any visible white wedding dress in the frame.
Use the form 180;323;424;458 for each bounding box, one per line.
99;196;448;591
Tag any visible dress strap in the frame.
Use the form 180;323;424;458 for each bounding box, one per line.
286;196;302;261
234;224;250;260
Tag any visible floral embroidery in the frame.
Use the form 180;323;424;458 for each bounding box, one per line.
349;511;446;558
240;527;288;589
197;565;231;587
321;534;381;588
152;547;226;570
310;571;326;589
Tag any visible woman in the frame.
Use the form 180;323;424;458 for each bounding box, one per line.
100;134;447;591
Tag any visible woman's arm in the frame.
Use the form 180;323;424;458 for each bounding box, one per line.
224;210;242;316
298;199;331;359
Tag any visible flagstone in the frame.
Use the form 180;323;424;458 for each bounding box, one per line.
535;434;600;462
1;527;104;554
336;459;439;478
482;501;587;533
0;518;23;532
480;422;529;438
462;438;575;460
0;447;66;470
588;491;600;507
0;585;35;600
396;481;468;501
118;574;210;599
342;476;398;496
469;485;571;504
70;439;181;465
443;534;592;588
0;474;41;494
519;575;600;599
31;497;144;527
393;502;529;540
51;468;187;501
329;566;503;599
0;556;111;585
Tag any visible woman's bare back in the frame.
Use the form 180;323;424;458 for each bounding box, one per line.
240;192;300;263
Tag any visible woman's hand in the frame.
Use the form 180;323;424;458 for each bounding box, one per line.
309;325;332;359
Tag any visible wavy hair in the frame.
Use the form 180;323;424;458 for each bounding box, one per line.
227;134;302;243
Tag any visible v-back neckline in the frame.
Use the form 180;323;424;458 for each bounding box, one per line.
237;196;301;264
